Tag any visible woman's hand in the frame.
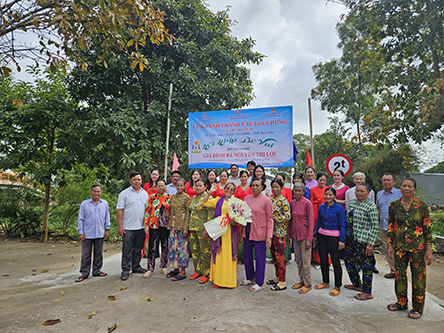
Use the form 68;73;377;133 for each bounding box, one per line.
183;230;189;238
266;237;272;249
312;238;317;247
365;244;374;256
202;229;209;240
425;246;433;266
305;240;312;250
144;225;149;236
230;219;237;226
387;243;394;260
338;241;345;250
210;183;218;194
270;213;277;222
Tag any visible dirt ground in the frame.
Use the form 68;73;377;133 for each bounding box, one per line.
1;239;443;332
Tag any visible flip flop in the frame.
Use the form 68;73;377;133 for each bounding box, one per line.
249;283;264;292
314;283;329;290
240;279;254;286
172;275;187;281
93;271;107;277
299;286;312;294
329;288;340;296
198;276;210;284
408;310;423;319
291;283;303;290
387;303;406;311
189;272;202;280
355;293;373;301
120;275;129;281
344;284;363;292
75;276;87;283
270;284;287;291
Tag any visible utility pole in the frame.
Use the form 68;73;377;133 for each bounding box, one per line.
164;83;173;181
308;98;315;166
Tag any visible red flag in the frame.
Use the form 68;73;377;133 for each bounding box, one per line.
306;148;313;166
172;153;180;171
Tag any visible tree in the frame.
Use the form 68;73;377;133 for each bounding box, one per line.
0;0;172;76
425;161;444;173
0;66;78;241
329;0;444;145
66;0;264;180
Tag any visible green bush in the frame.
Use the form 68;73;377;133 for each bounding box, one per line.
0;203;41;238
430;210;444;237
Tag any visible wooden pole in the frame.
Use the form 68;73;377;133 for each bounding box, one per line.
164;83;173;181
308;98;315;166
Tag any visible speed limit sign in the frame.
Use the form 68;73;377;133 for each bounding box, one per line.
326;154;352;177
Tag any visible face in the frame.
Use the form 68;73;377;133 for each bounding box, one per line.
192;171;200;181
130;174;142;190
247;164;255;174
324;190;335;204
175;180;185;193
333;171;343;183
400;180;416;197
230;165;239;177
355;185;369;202
293;176;302;184
240;173;248;184
194;181;205;195
353;175;365;185
156;181;166;194
171;173;180;185
305;168;314;180
219;172;228;183
317;176;327;187
255;168;264;178
382;175;396;191
251;180;263;195
207;172;216;183
150;170;159;182
224;184;236;197
293;187;304;200
271;183;282;197
90;187;102;200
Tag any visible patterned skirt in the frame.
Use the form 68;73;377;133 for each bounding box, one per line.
168;226;189;269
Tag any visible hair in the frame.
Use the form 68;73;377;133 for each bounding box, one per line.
305;165;315;173
176;178;186;186
171;170;180;177
189;169;203;187
239;170;249;178
324;187;336;196
156;179;167;187
276;173;286;182
224;181;237;192
271;178;283;189
147;168;160;187
129;172;142;179
293;172;305;183
334;170;345;177
382;172;396;181
90;184;102;191
219;170;229;182
230;164;238;169
251;177;266;191
293;181;306;191
353;172;366;180
356;182;371;192
253;165;267;183
247;161;256;167
316;172;328;180
401;177;417;189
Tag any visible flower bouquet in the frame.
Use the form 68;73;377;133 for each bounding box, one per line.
204;197;252;241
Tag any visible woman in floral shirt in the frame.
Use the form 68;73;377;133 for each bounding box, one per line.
387;178;433;319
267;179;291;291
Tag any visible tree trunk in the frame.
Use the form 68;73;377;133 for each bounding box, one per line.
41;182;51;242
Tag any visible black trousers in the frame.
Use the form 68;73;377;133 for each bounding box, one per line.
317;233;342;288
121;229;145;276
80;238;104;278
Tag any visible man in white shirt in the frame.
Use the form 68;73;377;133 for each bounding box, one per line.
117;172;149;280
228;164;241;186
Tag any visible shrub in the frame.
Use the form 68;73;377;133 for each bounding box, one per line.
430;210;444;237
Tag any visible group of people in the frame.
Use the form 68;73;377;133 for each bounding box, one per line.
76;162;433;320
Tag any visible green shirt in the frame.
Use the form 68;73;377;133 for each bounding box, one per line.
387;197;432;252
348;198;379;246
188;193;215;231
168;192;191;231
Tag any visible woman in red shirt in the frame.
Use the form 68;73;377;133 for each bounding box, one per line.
185;169;202;198
234;170;253;200
143;169;159;195
274;173;292;203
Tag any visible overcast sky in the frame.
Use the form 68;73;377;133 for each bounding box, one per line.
207;0;347;137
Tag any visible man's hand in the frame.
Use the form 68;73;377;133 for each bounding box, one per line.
118;226;125;237
79;234;85;241
104;230;109;240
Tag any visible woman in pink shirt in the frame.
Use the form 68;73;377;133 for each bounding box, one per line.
289;182;315;294
242;178;274;292
328;170;349;208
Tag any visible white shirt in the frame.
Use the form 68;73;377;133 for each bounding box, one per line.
345;186;375;211
228;175;241;187
116;186;148;230
166;183;177;195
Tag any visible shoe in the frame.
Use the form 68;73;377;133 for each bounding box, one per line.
384;273;395;279
198;276;210;284
240;279;254;286
132;268;147;274
291;283;303;290
120;275;129;281
270;283;287;291
166;271;178;278
189;272;202;280
93;271;107;277
266;278;278;285
329;288;340;296
372;266;379;274
314;283;329;290
172;275;187;281
143;271;154;278
249;283;264;292
299;286;312;294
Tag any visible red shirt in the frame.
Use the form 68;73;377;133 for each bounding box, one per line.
211;184;225;198
310;186;326;222
234;185;253;201
185;182;197;198
143;183;158;196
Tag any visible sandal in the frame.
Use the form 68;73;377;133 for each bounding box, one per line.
189;272;202;280
143;271;154;278
93;271;107;277
355;292;373;301
299;286;312;294
166;271;178;278
240;279;254;286
198;276;210;284
120;275;129;281
270;283;287;291
249;283;264;292
329;288;340;296
314;283;329;290
172;275;187;281
344;284;363;292
291;283;303;290
387;303;406;311
75;276;87;283
266;278;278;285
408;310;423;320
132;268;147;274
161;268;169;276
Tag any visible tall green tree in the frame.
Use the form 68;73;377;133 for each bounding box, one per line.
67;0;264;179
0;66;78;242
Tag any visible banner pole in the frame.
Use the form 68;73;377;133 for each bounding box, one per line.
308;98;315;166
164;83;173;181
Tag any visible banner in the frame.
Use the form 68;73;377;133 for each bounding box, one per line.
188;106;293;168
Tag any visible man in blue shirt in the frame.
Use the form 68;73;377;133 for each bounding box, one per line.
376;172;402;279
166;170;180;195
76;184;110;282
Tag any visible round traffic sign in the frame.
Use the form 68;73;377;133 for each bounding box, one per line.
326;154;352;177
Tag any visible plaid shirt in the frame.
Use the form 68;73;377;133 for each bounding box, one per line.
348;198;379;246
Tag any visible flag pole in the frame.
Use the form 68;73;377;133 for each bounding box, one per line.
164;83;173;181
308;98;315;166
